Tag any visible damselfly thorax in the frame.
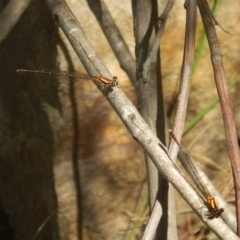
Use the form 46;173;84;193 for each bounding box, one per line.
204;195;224;219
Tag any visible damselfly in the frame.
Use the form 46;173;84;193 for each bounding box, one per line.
169;130;224;219
16;69;118;89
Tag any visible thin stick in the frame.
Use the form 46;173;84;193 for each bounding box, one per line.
32;209;57;240
141;0;175;239
197;0;240;234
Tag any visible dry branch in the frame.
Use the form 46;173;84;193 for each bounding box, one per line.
197;0;240;235
141;0;175;239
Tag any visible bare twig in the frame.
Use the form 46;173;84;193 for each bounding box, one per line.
197;0;240;235
44;0;239;238
168;0;196;160
141;201;163;240
143;0;196;238
167;1;196;239
133;0;160;218
133;0;173;238
86;0;137;88
140;0;175;239
32;209;57;240
0;0;31;45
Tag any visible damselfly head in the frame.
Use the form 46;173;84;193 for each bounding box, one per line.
112;76;118;86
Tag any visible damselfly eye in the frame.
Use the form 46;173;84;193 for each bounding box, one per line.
112;76;118;86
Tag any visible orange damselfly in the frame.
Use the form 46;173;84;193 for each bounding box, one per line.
16;69;118;89
169;130;224;219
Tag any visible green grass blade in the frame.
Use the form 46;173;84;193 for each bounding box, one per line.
184;74;240;135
